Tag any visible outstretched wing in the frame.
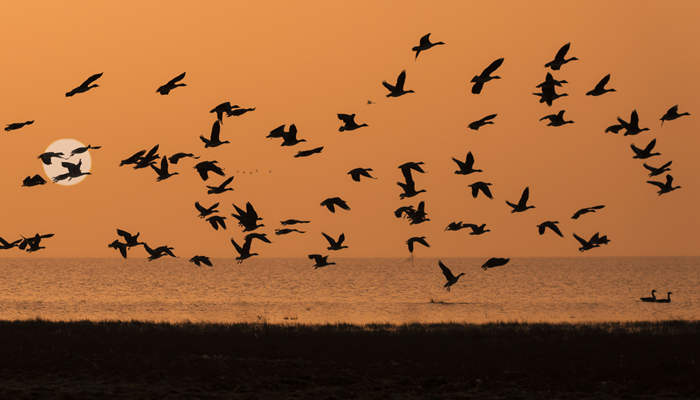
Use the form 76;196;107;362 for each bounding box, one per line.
644;138;656;152
518;187;530;207
596;74;610;89
646;180;665;189
419;33;431;46
321;232;335;246
82;72;103;86
438;260;455;281
555;42;570;60
167;72;186;85
573;233;588;247
482;58;504;76
396;70;407;89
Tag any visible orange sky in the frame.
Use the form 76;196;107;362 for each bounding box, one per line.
1;1;698;258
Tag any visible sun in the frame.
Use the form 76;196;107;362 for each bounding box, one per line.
41;138;93;186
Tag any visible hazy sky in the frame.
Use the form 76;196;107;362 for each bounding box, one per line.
1;1;698;258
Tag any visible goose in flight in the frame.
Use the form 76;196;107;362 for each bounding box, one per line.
226;105;256;117
108;240;128;259
133;145;161;169
397;177;426;199
445;221;466;231
210;102;255;122
618;110;650;136
115;229;142;248
230;232;271;263
4;120;34;131
412;33;445;59
194;160;225;181
150;156;178;181
275;228;305;235
120;149;146;167
320;197;350;213
383;70;414;97
294;147;323;158
231;202;264;231
506;187;534;212
640;289;657;302
647;174;680;195
143;243;176;261
536;72;568;89
468;114;497;131
394;205;416;219
22;175;46;187
348;168;376;182
70;144;101;156
278;125;307;145
406;236;429;253
18;233;54;252
338;114;368;132
156;72;186;95
52;160;90;182
631;139;660;159
571;205;605;219
267;124;296;139
643;161;672;177
537;221;563;237
453;152;483;175
206;176;234;194
38;152;67;165
190;255;213;267
398;161;426;175
471;57;504;94
168;152;199;164
439;260;464;291
468;181;493;199
481;257;510;270
280;219;310;225
0;237;21;250
65;72;103;97
532;85;568;106
656;292;672;303
545;42;578;70
200;121;229;148
540;110;574;126
604;124;625;135
586;74;615;96
322;232;348;251
309;254;335;269
195;201;219;218
573;233;601;252
206;215;227;230
410;201;430;225
660;105;690;126
464;223;490;235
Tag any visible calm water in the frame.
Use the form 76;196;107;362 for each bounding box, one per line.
0;257;697;324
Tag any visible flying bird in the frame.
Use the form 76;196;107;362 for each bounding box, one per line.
0;237;21;250
116;229;142;247
120;150;146;167
38;152;66;165
617;110;650;136
210;102;256;122
108;240;128;259
267;124;296;139
647;174;681;195
481;257;510;271
18;233;54;253
142;243;176;261
438;260;464;291
150;156;178;181
573;233;601;252
190;256;213;267
337;114;368;132
630;139;661;159
4;120;34;131
468;114;497;130
660;105;690;126
70;144;101;156
156;72;186;95
200;120;229;148
294;147;323;158
168;153;199;164
275;228;305;235
536;72;568;89
506;187;535;213
195;201;219;218
230;233;271;263
22;175;46;187
280;219;310;225
206;215;227;230
586;74;615;96
133;145;160;169
571;205;605;219
194;160;225;181
406;236;429;254
308;254;335;269
452;152;482;175
544;42;578;70
464;223;490;235
206;176;234;194
532;85;568;106
231;202;264;232
537;221;563;237
322;232;348;251
412;33;445;59
348;168;376;182
52;160;90;183
445;222;466;231
539;110;574;126
470;57;503;94
643;161;672;177
320;197;350;213
382;70;414;97
468;181;493;199
65;72;103;97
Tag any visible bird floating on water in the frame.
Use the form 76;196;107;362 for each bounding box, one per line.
640;290;657;302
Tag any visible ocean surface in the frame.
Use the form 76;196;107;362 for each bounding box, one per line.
0;257;697;324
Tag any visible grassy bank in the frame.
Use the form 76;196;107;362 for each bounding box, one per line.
0;319;698;399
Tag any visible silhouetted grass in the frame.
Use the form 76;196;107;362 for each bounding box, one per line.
0;319;698;398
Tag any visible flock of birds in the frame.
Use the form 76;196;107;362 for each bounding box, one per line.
4;35;690;298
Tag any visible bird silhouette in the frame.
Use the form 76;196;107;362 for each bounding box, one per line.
267;124;296;139
150;156;178;181
156;72;186;95
22;175;46;187
116;229;142;247
468;181;493;199
506;187;535;213
464;223;490;235
231;202;264;232
412;33;445;59
643;161;672;177
309;254;335;269
280;219;310;225
656;292;672;303
439;260;464;291
383;70;414;97
206;176;234;194
133;145;160;169
595;234;611;246
168;153;199;164
275;228;305;235
631;139;661;159
471;58;503;94
294;147;323;158
0;237;21;250
52;160;90;182
194;160;225;180
539;110;574;126
230;233;271;263
322;232;348;251
320;197;350;213
397;178;426;199
571;205;605;219
536;72;568;89
411;201;430;225
532;85;568;106
210;102;256;122
200;121;229;148
195;201;219;218
445;221;466;231
586;74;615;96
190;255;213;267
647;174;681;195
65;73;102;97
617;110;650;136
108;240;128;259
537;221;563;237
468;114;497;131
70;145;101;156
640;289;657;302
4;120;34;131
38;152;67;165
406;236;429;254
573;233;601;252
394;205;416;219
397;162;426;199
226;105;256;117
18;233;54;252
452;152;483;175
660;105;690;126
545;42;578;70
338;114;368;132
348;168;376;182
142;243;176;261
481;257;510;271
120;150;146;167
206;215;227;230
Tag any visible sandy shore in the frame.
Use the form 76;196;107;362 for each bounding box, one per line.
0;320;698;399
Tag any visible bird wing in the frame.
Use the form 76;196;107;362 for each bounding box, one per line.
666;174;674;185
518;187;530;207
116;229;131;241
539;114;555;121
167;72;186;85
642;163;655;172
482;184;493;199
219;176;234;188
550;224;563;237
646;180;665;189
396;70;407;89
465;152;475;168
338;233;345;244
483;114;497;121
195;202;206;214
482;58;504;76
573;234;588;246
337;113;353;123
597;74;611;89
668;105;678;114
452;157;466;170
382;81;395;92
336;198;350;210
438;261;455;281
630;144;642;156
230;238;243;254
555;43;570;60
591;205;605;210
245;202;259;220
83;72;103;86
419;33;431;46
201;257;212;267
644;138;656;152
145;144;160;159
630;110;639;126
321;232;335;246
210;120;221;141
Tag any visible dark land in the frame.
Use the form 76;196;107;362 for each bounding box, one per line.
0;319;698;399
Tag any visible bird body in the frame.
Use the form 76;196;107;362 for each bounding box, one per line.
471;58;503;94
294;147;323;158
206;176;234;194
647;174;680;195
439;260;464;291
320;197;350;213
571;205;605;219
156;72;186;95
545;43;578;70
586;74;615;96
506;187;534;212
383;70;414;97
656;292;672;303
66;73;102;97
660;105;690;126
338;113;368;132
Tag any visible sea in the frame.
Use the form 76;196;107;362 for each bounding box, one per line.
0;257;697;324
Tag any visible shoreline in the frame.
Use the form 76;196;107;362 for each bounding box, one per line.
1;319;698;398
